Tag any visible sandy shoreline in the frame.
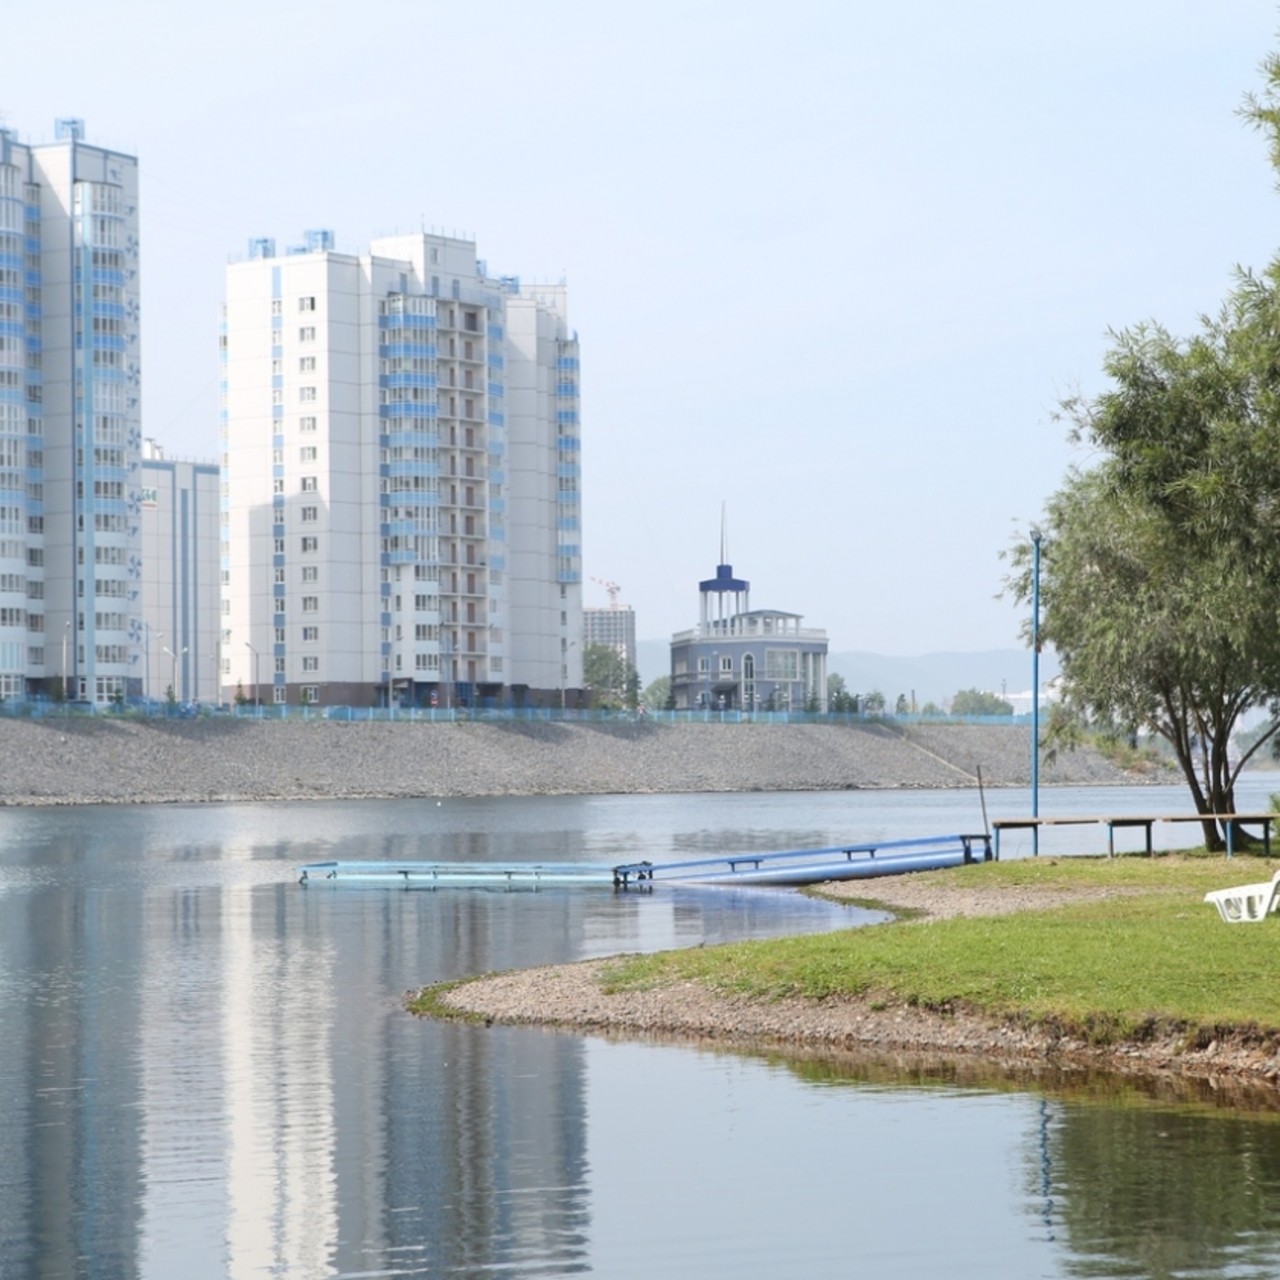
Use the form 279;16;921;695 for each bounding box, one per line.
432;872;1280;1088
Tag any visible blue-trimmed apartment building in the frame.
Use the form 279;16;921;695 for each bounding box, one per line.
0;119;142;703
670;560;828;711
221;231;581;706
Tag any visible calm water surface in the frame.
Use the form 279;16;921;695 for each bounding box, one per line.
2;782;1280;1278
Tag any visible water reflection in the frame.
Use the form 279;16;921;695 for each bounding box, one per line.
3;790;1280;1277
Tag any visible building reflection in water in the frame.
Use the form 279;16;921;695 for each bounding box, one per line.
0;821;593;1278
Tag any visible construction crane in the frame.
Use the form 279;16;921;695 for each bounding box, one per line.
591;577;621;609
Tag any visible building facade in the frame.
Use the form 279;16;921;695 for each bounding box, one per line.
0;120;142;703
140;440;219;703
221;231;581;707
670;560;828;711
582;605;636;673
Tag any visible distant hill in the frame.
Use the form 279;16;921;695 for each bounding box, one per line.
636;640;1058;706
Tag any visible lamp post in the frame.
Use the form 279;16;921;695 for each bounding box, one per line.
163;645;188;703
561;640;577;712
1031;528;1043;856
244;640;260;714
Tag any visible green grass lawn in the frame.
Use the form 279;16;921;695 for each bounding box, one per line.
599;856;1280;1040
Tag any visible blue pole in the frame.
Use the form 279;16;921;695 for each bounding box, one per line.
1031;529;1042;856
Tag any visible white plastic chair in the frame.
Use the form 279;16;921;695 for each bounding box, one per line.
1204;869;1280;923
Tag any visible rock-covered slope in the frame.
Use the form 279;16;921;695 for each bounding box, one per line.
0;717;1165;806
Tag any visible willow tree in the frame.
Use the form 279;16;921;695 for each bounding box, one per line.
1008;51;1280;850
1009;281;1280;849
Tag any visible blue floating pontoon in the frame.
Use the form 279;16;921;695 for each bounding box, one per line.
611;833;992;888
298;833;992;892
297;861;617;890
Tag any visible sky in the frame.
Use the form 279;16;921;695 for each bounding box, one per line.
6;1;1280;654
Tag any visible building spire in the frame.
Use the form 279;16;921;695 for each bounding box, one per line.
720;501;728;566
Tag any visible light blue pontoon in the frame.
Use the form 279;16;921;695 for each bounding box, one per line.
298;832;992;891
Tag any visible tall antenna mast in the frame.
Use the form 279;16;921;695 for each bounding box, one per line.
720;501;728;564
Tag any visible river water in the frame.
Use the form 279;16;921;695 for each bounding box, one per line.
3;780;1280;1278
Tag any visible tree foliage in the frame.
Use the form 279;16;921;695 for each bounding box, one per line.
1009;283;1280;846
1006;49;1280;849
583;643;640;710
827;673;860;713
951;688;1014;717
642;675;670;709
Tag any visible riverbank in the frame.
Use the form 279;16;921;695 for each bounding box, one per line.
424;857;1280;1087
0;716;1163;805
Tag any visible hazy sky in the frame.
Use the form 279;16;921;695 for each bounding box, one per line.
6;1;1279;653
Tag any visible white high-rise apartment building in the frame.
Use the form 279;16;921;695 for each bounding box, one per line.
140;439;220;704
221;230;581;707
0;119;141;704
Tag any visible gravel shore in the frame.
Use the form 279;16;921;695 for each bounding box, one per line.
434;871;1280;1089
0;716;1163;806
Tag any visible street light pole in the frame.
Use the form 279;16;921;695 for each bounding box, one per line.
62;619;70;706
163;646;188;702
561;640;576;712
1031;528;1043;856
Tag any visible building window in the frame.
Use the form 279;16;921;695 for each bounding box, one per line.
271;300;283;316
275;627;286;643
301;685;319;702
299;386;316;402
301;536;318;552
272;359;282;376
300;446;317;462
299;297;316;312
274;568;286;584
302;656;318;673
273;478;285;494
301;476;317;492
302;626;319;642
301;566;318;583
302;596;319;612
299;326;315;341
274;538;285;554
300;416;317;432
275;657;286;674
720;656;733;674
765;649;799;681
273;686;287;703
301;507;318;522
299;356;315;372
697;656;710;674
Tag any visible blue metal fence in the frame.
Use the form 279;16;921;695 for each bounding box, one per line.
0;699;1033;727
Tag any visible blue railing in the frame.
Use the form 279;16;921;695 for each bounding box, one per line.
0;699;1034;726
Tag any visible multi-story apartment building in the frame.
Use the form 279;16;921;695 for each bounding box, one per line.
221;230;581;707
0;119;141;703
140;440;219;703
583;605;636;673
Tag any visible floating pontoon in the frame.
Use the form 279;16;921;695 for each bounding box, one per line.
298;833;992;891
